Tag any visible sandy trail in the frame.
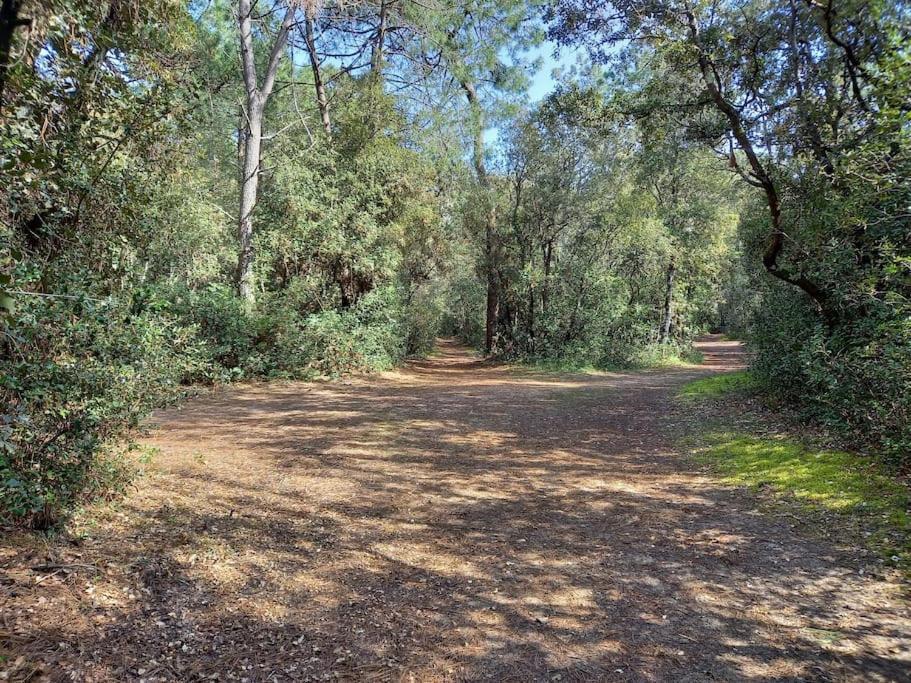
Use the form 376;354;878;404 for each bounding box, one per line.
1;337;909;682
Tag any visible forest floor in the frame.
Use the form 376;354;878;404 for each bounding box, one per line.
2;337;910;682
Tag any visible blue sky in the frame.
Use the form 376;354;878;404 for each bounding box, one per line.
483;40;583;151
525;40;579;103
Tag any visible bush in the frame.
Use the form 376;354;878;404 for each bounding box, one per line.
0;279;435;527
284;286;406;377
750;286;911;464
1;293;207;527
154;283;255;381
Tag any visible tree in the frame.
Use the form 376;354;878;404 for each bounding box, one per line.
234;0;297;305
430;0;542;353
547;0;909;320
548;0;911;455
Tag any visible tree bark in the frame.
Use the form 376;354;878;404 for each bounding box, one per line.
303;14;331;136
460;78;498;354
236;99;263;304
234;0;295;306
370;0;389;75
659;258;676;344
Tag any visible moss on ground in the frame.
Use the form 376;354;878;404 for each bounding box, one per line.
678;370;755;399
692;431;911;571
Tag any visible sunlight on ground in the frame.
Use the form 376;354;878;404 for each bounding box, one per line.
694;432;911;568
677;370;756;399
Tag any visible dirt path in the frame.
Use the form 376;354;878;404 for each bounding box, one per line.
2;338;910;682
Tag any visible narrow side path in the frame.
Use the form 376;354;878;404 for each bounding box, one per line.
1;337;908;681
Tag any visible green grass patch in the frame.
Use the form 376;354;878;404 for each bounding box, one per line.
629;343;703;368
694;431;911;569
678;370;756;399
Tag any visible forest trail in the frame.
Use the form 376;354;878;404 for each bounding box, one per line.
3;337;910;682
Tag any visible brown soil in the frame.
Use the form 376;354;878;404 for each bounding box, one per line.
2;337;909;682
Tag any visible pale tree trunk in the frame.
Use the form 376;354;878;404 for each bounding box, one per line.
460;79;498;355
237;100;263;303
235;0;295;306
659;258;676;344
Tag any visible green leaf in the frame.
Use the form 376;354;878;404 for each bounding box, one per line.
0;291;15;315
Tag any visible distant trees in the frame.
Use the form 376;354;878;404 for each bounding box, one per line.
482;86;739;362
548;0;910;320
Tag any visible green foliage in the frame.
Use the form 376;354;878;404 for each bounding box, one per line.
2;0;906;527
694;432;911;570
0;290;207;527
0;5;449;525
549;0;911;460
750;286;911;463
472;86;740;368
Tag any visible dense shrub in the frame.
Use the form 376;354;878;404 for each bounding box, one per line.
750;286;911;464
0;292;208;527
0;280;438;526
258;286;408;378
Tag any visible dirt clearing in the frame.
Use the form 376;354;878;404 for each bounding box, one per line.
2;337;909;681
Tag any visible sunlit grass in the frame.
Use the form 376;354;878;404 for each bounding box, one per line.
695;432;911;569
678;370;756;399
518;344;703;374
631;343;703;368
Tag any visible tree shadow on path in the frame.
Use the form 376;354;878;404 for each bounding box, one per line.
2;337;909;682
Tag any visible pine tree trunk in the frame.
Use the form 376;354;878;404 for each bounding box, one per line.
659;258;676;344
484;219;498;354
459;78;498;355
304;15;331;136
235;100;263;306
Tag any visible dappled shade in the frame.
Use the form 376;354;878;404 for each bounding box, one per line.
3;339;908;681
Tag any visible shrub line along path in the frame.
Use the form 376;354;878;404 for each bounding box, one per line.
2;337;910;681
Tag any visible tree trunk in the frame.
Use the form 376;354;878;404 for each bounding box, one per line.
370;0;389;75
484;229;499;353
303;14;331;136
234;0;295;306
236;100;263;305
683;6;833;321
527;284;535;350
460;78;498;355
659;258;676;344
541;238;553;318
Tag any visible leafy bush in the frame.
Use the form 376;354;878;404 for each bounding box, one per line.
1;292;207;527
750;286;911;464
